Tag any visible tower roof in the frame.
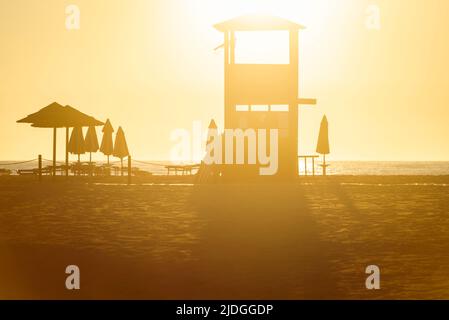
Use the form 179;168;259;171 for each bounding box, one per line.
214;15;305;32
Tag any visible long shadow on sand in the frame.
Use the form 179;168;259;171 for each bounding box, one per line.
188;182;349;299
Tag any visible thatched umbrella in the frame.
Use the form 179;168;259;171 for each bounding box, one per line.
85;126;99;163
18;102;67;176
113;126;129;176
17;102;103;176
316;115;330;176
100;119;114;164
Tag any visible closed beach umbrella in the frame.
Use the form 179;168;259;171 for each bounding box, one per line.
206;119;220;178
85;126;99;163
206;119;218;157
316;115;330;175
68;127;86;163
208;119;217;132
197;119;220;183
100;119;114;164
113;126;129;176
65;105;103;175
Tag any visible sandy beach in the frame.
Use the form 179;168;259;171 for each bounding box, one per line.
0;175;448;299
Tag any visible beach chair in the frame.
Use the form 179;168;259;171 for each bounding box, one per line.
165;164;200;176
17;169;36;175
17;167;52;176
0;168;12;176
133;168;153;177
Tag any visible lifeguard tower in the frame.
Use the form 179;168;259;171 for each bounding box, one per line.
214;15;316;180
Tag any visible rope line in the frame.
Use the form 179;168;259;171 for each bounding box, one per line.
0;158;198;169
42;159;66;164
131;159;200;167
0;159;37;166
131;159;168;167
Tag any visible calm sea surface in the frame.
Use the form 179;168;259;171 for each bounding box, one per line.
1;160;449;176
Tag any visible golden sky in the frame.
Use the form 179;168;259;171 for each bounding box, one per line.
1;0;449;161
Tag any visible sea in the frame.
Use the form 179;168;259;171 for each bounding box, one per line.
1;160;449;176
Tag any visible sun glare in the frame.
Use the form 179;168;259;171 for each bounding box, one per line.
183;0;339;66
235;31;290;64
190;0;337;30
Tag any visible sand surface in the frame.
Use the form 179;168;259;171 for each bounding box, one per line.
0;175;449;299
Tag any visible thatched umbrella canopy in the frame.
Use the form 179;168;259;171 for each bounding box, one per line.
17;102;104;176
18;102;66;126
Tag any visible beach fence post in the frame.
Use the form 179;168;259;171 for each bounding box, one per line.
38;154;42;182
312;157;315;176
304;158;308;176
65;127;69;177
127;156;132;185
52;127;57;177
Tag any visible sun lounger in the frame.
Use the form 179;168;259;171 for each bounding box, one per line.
165;164;200;176
0;168;11;176
17;169;36;175
17;167;52;175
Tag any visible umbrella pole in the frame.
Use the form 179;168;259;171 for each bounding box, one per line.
65;127;69;177
53;127;57;177
90;152;92;177
121;158;123;176
323;154;326;176
107;155;110;165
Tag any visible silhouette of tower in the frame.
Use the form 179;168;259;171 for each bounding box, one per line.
214;15;316;180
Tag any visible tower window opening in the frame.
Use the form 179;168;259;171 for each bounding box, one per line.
234;31;290;65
